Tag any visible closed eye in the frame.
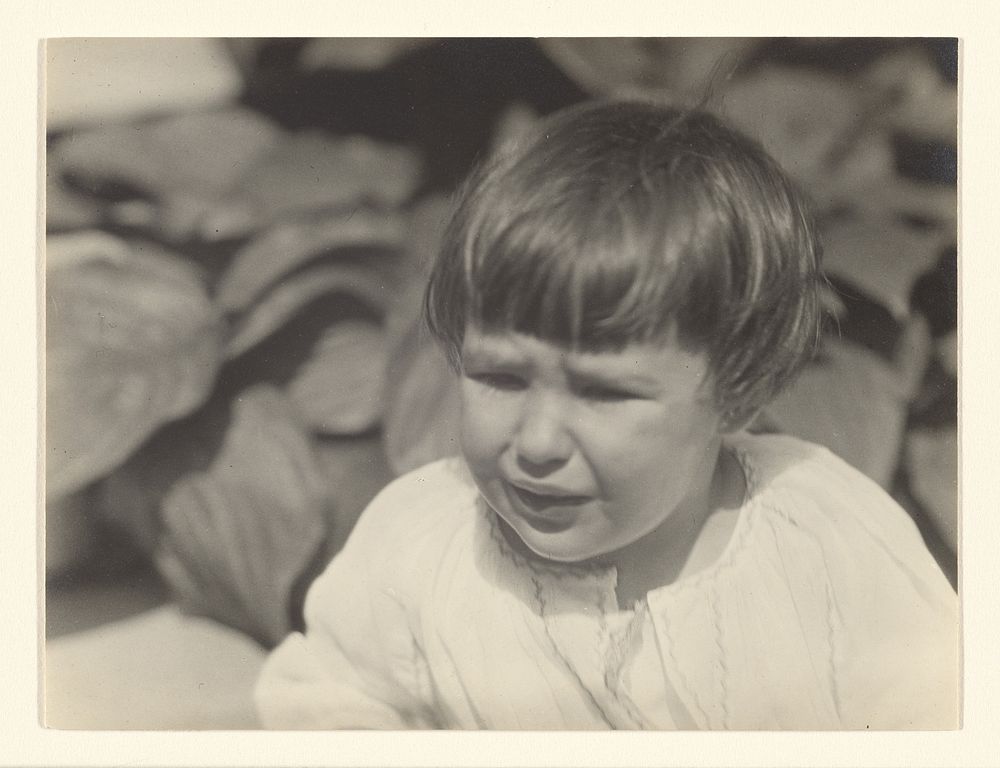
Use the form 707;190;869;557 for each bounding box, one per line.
575;383;640;402
466;371;527;391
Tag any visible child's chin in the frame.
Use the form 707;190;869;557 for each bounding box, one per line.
509;522;605;566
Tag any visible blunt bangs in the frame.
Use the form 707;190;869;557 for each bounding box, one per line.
424;100;822;416
469;192;699;352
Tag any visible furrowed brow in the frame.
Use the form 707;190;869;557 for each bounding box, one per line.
461;335;526;368
564;359;663;391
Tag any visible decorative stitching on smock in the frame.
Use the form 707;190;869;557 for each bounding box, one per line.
481;497;611;582
709;579;730;729
483;441;760;596
824;558;845;724
647;442;760;598
482;441;761;730
529;573;616;728
755;489;846;727
655;608;712;727
603;600;655;729
643;442;758;727
408;634;443;728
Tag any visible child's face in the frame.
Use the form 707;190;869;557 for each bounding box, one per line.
459;326;727;565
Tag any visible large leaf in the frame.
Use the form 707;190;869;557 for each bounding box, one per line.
821;216;951;319
937;331;957;379
864;48;958;143
286;321;387;435
310;435;395;566
45;230;131;271
215;208;406;313
404;193;453;276
904;426;958;555
155;385;329;647
46;38;244;133
298;38;432;71
381;195;462;474
383;299;462;475
224;262;393;359
46;487;103;577
95;386;237;555
48;108;282;243
755;333;929;489
203;132;422;240
98;385;395;639
804;132;896;213
377;193;454;346
722;60;956;228
46;236;222;500
46;170;105;232
540;38;764;99
721;66;862;189
849;177;957;234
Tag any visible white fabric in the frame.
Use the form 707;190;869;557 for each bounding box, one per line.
255;433;959;730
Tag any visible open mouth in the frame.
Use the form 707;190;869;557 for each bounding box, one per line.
512;485;590;508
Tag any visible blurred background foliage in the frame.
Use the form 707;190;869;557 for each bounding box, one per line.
46;38;957;651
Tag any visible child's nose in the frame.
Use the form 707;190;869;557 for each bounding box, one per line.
513;391;573;471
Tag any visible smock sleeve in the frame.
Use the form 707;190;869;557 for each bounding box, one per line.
774;439;960;730
254;473;441;730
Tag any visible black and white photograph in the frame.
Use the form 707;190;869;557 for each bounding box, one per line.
41;35;960;736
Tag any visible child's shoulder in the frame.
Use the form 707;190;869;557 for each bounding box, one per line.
370;455;479;517
729;431;938;572
730;430;891;508
344;456;481;559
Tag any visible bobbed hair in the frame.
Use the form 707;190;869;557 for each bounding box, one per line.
424;99;823;419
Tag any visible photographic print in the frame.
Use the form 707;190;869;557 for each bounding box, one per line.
43;36;959;732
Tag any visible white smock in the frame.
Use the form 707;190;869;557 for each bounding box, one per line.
255;433;959;730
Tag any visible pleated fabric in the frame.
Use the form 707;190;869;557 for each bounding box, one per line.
256;433;959;730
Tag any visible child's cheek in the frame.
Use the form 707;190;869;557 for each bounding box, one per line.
458;381;517;464
580;404;665;460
